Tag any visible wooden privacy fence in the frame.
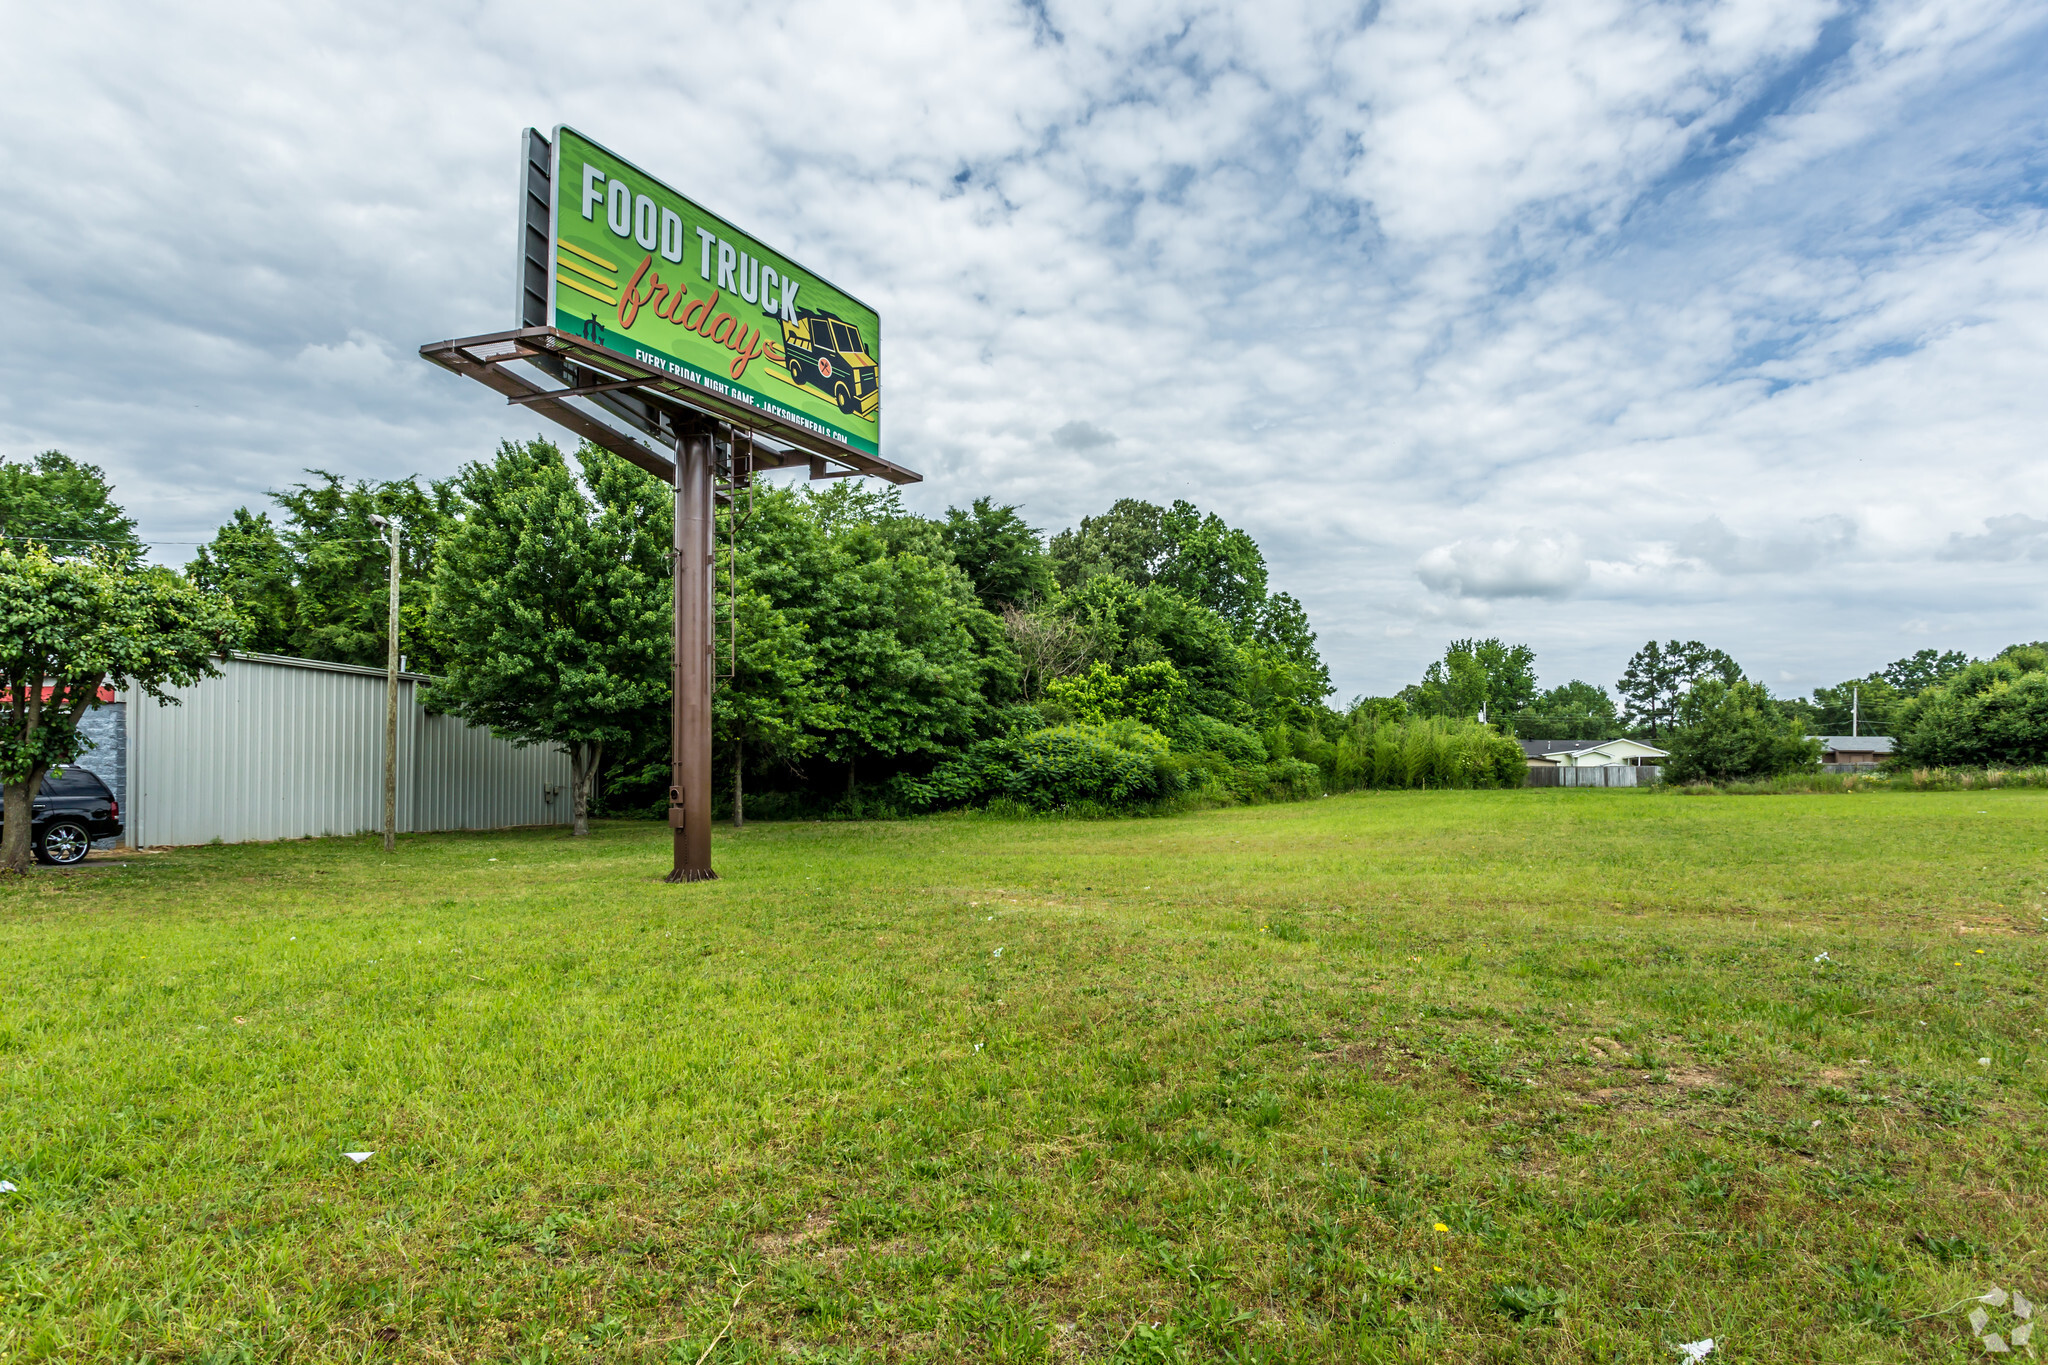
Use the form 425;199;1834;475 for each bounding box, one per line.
1525;764;1662;788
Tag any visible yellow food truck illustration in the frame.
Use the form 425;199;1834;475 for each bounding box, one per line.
780;308;879;419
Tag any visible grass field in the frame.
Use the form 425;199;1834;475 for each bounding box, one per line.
2;790;2044;1364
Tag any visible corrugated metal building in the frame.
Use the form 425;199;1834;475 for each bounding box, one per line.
106;652;570;847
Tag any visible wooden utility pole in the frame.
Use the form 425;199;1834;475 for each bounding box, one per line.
375;515;400;853
667;424;716;881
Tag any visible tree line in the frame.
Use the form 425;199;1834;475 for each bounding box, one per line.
1385;635;2048;782
184;440;1354;829
7;442;2043;873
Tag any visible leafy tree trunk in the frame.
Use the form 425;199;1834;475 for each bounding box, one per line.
1;765;49;874
569;741;602;837
732;740;744;829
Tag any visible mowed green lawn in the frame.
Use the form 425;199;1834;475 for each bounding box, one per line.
2;792;2044;1364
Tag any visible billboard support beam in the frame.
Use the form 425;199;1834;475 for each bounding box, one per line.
422;125;921;886
667;420;717;882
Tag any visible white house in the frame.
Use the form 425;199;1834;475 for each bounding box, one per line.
1518;738;1669;768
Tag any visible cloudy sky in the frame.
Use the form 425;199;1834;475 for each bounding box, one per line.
3;0;2043;699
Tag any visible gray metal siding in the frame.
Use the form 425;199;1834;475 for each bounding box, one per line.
124;654;570;847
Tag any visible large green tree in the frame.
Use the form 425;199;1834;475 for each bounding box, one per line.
731;482;1007;797
186;508;297;653
426;440;671;835
1049;498;1269;632
1;546;242;872
1664;678;1821;783
1404;639;1534;721
1893;646;2048;768
1616;640;1743;740
713;586;829;827
1049;498;1172;590
1512;680;1620;740
1156;500;1268;628
1807;676;1903;737
1055;574;1252;725
0;451;142;559
1881;648;1971;695
0;453;241;872
940;498;1054;609
188;471;457;673
1251;592;1333;706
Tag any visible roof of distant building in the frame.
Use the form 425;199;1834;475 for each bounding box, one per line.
1808;735;1895;754
1517;737;1668;759
1518;738;1615;755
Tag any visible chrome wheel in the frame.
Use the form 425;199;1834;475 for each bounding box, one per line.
38;820;90;866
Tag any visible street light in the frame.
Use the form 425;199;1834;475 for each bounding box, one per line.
369;514;399;853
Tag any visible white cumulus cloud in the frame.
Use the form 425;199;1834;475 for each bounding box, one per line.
1;0;2044;698
1416;532;1590;600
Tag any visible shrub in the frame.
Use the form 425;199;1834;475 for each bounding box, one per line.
1894;649;2048;769
1003;722;1182;808
1262;757;1323;799
1171;711;1267;764
1664;679;1819;783
901;721;1184;812
1042;660;1187;729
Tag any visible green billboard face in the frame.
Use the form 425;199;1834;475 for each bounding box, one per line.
548;126;881;456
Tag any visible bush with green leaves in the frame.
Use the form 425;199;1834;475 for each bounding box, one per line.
1893;646;2048;769
896;721;1184;812
1171;712;1267;765
1664;678;1821;783
1042;659;1188;729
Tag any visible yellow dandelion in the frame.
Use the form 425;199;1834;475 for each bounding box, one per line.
1434;1222;1449;1232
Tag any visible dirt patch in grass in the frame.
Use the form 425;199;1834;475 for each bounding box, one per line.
751;1209;832;1255
1665;1064;1727;1088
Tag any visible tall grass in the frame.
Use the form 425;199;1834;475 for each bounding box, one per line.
1666;765;2048;795
1319;715;1525;791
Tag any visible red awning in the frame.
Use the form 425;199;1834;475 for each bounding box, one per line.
4;684;121;704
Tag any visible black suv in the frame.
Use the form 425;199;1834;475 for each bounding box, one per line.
1;767;123;865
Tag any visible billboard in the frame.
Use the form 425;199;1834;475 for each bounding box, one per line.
541;126;881;458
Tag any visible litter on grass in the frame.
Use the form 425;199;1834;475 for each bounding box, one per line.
0;1180;15;1193
1965;1287;2039;1355
343;1152;374;1164
1671;1340;1715;1362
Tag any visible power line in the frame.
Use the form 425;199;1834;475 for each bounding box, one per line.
0;532;389;549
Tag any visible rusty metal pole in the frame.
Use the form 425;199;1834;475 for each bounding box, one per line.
667;423;717;882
